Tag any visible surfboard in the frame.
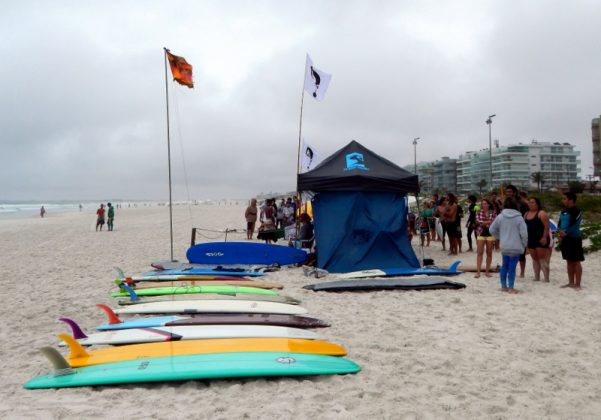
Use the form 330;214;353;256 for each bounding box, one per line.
455;264;500;273
127;279;283;290
186;242;308;266
59;323;320;346
435;217;443;239
126;275;251;283
165;313;330;328
24;350;361;389
114;266;255;283
111;284;279;298
149;261;282;273
303;277;467;292
116;292;301;306
59;334;345;367
337;260;462;279
112;299;308;316
142;268;266;277
92;304;310;331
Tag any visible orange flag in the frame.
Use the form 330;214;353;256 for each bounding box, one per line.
165;49;193;88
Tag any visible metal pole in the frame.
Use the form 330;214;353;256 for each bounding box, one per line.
486;115;496;190
413;137;419;174
164;48;174;262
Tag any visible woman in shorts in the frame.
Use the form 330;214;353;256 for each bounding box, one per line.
475;198;496;278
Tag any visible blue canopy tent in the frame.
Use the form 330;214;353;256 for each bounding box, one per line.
297;140;421;273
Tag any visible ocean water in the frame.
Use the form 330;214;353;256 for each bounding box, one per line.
0;202;86;218
0;201;190;219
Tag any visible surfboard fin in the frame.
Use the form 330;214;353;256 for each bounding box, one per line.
114;267;125;279
58;333;90;360
39;347;74;376
96;303;123;325
118;283;141;302
58;318;88;339
449;260;462;272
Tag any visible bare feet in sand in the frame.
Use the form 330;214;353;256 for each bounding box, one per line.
560;284;574;288
485;273;492;278
500;287;508;292
533;278;540;281
507;289;519;294
474;274;481;278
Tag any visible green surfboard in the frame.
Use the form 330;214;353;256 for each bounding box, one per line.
24;350;360;389
111;285;278;298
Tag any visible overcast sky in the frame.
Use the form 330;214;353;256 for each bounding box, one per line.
2;0;600;201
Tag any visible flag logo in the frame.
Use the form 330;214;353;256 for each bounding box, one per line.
345;153;369;171
300;140;322;172
304;54;331;101
165;49;194;88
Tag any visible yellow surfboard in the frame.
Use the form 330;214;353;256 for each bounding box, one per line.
59;334;347;368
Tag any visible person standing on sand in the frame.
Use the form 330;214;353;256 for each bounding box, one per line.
96;204;105;231
489;197;528;294
558;191;584;290
465;195;478;251
245;199;258;240
525;197;551;282
107;202;115;231
40;206;45;218
474;198;496;278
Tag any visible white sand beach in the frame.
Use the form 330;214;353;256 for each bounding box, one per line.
2;204;601;419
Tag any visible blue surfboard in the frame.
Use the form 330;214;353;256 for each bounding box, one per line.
186;242;308;266
142;268;266;277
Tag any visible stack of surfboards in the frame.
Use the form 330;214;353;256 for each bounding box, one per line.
25;249;360;388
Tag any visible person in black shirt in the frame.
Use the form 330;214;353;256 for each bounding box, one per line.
466;195;478;251
558;192;584;289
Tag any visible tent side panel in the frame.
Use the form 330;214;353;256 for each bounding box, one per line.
313;191;420;273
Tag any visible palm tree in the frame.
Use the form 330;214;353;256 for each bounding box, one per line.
476;179;487;196
530;172;545;193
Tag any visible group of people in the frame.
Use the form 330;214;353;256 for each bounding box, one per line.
244;197;314;248
413;186;584;293
96;202;115;231
245;197;300;241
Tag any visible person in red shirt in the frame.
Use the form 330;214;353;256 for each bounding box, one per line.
96;204;105;231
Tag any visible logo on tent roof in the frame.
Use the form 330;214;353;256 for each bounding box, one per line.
344;152;369;172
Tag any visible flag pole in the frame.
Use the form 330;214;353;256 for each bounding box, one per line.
295;79;307;238
163;47;175;262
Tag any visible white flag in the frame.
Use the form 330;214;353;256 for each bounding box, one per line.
300;139;323;172
303;54;332;101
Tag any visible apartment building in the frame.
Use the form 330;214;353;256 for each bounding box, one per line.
412;141;580;194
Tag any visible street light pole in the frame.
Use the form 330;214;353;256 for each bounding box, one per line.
486;115;496;190
413;137;420;174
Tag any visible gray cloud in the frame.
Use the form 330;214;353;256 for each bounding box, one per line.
1;1;600;201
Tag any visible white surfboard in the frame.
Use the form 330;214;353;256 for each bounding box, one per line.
113;299;308;315
435;217;443;239
337;269;386;280
59;325;319;346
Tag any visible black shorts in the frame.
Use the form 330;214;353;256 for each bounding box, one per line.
561;236;585;262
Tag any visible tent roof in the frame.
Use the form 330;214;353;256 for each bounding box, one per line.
297;140;419;193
